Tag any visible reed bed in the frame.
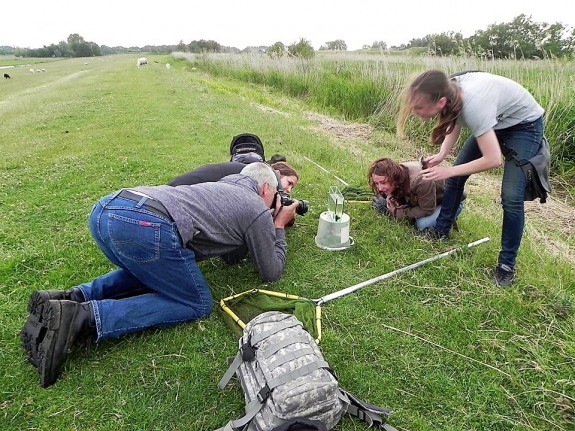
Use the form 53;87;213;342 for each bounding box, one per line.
173;51;575;179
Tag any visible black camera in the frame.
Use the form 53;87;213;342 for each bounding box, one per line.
277;191;309;216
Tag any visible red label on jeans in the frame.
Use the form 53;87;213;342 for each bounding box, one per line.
139;221;152;226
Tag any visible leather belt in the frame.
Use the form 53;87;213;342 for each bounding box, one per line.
117;189;172;220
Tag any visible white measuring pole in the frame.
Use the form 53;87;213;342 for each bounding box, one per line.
303;156;349;187
314;237;490;305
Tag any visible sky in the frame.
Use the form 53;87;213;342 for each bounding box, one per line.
2;0;573;51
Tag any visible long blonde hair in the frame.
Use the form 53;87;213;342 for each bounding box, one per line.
397;70;463;145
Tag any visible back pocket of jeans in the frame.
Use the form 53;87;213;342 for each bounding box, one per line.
108;214;161;262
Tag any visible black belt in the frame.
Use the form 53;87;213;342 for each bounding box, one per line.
117;189;172;220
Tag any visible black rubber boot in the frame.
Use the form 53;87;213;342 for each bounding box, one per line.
21;288;85;368
37;300;96;387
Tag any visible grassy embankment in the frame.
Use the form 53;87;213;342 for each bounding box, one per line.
0;54;573;431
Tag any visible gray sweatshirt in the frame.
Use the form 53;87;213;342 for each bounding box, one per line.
134;174;286;282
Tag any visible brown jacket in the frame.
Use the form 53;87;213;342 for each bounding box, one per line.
393;161;445;220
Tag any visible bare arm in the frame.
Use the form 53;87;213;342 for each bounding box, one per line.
424;125;462;167
422;129;502;181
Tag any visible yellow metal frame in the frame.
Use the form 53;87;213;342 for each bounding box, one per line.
220;288;323;343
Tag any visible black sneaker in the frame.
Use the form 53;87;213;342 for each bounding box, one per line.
418;227;449;241
492;263;516;287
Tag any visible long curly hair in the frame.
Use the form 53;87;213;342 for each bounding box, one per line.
397;70;463;145
367;158;409;198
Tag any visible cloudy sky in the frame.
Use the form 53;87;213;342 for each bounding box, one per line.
2;0;573;51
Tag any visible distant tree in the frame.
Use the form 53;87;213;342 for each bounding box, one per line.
428;31;464;56
177;40;187;52
67;34;85;45
371;41;387;50
90;43;102;56
407;35;433;48
267;41;286;58
0;46;15;55
100;45;118;55
58;41;74;57
287;38;314;59
564;27;575;54
467;14;570;58
322;39;347;50
188;39;221;53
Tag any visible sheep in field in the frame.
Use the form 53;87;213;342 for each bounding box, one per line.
165;63;171;70
3;73;10;79
30;69;35;73
137;57;148;68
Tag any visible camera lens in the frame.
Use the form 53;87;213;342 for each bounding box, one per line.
296;200;309;216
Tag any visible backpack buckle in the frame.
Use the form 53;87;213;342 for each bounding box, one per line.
257;385;271;403
241;342;256;361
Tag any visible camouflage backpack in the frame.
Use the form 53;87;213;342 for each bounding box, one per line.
215;311;397;431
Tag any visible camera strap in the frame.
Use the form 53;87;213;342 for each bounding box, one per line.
275;172;284;193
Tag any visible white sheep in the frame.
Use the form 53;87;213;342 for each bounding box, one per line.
165;63;171;70
30;68;35;73
137;57;148;68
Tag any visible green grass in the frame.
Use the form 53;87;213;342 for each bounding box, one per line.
1;54;574;431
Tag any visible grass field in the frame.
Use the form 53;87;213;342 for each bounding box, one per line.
1;54;574;431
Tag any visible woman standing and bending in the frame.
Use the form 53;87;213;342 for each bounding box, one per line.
397;70;545;287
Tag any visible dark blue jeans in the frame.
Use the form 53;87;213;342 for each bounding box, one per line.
435;117;544;267
78;191;213;341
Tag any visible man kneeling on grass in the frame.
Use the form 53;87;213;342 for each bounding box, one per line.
21;162;298;387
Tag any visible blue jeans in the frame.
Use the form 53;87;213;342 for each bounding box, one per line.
415;203;463;230
434;117;544;267
77;191;212;341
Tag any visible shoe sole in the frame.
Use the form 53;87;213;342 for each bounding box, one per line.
21;291;66;368
37;300;71;388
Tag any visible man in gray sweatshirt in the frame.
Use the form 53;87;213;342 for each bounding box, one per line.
21;162;297;387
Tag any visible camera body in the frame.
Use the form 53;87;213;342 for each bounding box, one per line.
277;191;309;216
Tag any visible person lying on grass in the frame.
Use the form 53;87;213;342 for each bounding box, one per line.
21;162;298;388
169;160;299;193
368;157;463;231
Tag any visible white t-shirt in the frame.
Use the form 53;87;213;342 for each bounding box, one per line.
453;72;544;137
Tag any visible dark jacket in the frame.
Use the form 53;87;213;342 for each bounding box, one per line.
168;162;246;186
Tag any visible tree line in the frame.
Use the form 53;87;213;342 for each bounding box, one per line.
2;14;574;59
402;14;575;59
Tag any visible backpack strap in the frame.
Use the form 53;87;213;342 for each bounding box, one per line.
217;350;243;389
449;70;481;79
265;360;331;389
213;384;272;431
340;388;398;431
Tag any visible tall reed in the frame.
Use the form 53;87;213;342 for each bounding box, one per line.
173;52;575;176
